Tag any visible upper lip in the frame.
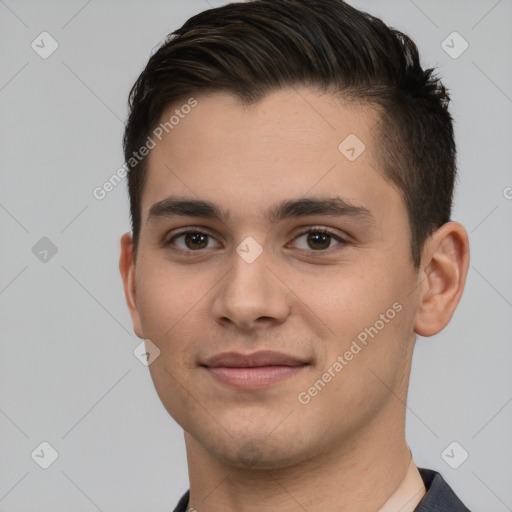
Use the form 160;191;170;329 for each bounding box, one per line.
203;350;307;368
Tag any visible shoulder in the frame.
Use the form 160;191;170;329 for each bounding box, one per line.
415;467;472;512
172;490;190;512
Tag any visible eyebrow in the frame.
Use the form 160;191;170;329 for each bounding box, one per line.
147;195;375;226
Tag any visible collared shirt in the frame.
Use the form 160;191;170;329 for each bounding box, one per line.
171;467;471;511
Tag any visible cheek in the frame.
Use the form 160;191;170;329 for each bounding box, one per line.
136;258;197;339
293;262;393;335
137;264;206;423
303;257;414;374
134;257;226;371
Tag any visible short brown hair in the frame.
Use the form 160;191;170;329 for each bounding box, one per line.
123;0;456;268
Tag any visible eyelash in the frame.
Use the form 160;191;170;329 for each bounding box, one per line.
164;226;348;254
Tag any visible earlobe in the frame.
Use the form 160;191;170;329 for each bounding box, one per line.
119;233;144;338
413;222;470;337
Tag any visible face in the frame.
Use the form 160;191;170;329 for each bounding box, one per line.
121;87;424;469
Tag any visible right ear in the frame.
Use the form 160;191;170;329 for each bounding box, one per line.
119;233;144;338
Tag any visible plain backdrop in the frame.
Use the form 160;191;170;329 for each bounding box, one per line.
1;0;511;511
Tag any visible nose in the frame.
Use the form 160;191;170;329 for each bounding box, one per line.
211;246;291;332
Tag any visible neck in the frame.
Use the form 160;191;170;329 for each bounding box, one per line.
185;408;412;512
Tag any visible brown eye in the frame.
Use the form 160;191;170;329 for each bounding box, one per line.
184;232;209;250
292;229;345;251
167;230;221;251
306;232;332;250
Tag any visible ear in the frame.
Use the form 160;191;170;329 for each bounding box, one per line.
119;232;144;339
414;222;470;337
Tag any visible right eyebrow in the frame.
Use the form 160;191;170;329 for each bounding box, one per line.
147;197;228;224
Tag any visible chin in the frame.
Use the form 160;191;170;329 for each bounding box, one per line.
219;443;307;470
196;426;317;471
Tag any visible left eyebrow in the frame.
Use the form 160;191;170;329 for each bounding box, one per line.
146;195;376;226
267;196;376;226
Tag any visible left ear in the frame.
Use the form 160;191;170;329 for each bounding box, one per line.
414;221;470;337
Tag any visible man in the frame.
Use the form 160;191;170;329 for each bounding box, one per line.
119;0;471;510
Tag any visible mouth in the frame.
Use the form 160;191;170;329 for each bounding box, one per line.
201;350;309;389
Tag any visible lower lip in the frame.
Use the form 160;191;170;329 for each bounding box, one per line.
206;365;306;389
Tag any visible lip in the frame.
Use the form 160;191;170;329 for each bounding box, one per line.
203;350;307;368
202;350;308;389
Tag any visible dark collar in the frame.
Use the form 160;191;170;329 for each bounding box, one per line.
414;468;471;511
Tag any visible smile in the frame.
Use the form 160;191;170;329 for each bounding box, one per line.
202;350;309;389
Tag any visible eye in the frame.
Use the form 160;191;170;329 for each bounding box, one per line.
165;227;347;254
167;230;221;251
291;229;346;251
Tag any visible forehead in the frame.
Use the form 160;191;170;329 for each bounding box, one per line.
140;87;401;225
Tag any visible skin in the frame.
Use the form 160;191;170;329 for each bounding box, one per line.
119;87;469;512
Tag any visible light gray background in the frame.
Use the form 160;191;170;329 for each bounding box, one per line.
1;0;511;511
